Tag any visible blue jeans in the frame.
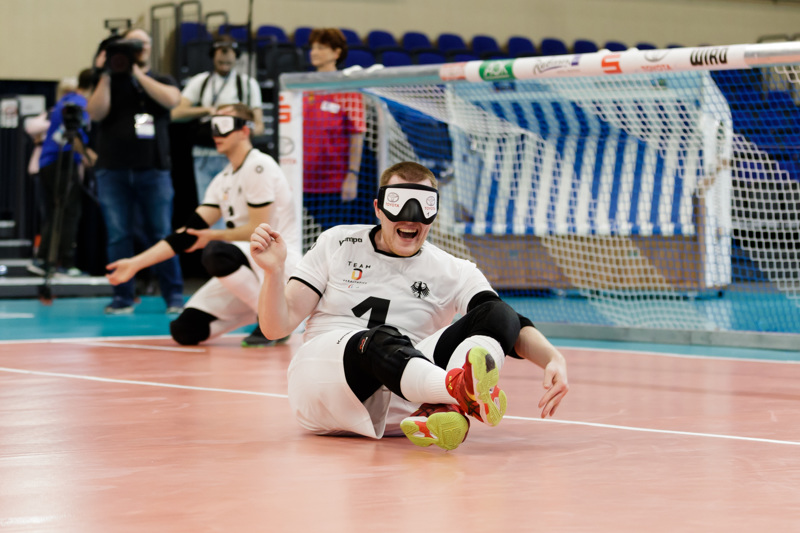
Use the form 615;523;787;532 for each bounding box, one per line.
95;167;183;307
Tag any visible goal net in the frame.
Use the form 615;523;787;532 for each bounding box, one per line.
279;43;800;339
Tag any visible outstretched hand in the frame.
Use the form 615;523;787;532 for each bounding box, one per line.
185;228;213;253
250;223;287;272
538;358;569;418
105;258;138;285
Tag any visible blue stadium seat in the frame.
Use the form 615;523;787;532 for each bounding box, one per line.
447;54;480;63
402;31;437;54
218;24;249;43
294;26;313;48
604;40;627;52
340;28;365;49
367;30;399;51
573;39;598;54
540;37;569;56
450;53;480;63
183;42;214;79
179;22;211;45
414;51;447;65
178;22;213;82
344;49;376;68
635;42;657;50
378;50;413;67
507;36;537;57
437;33;471;57
667;43;684;49
256;42;306;83
472;35;502;58
256;25;288;45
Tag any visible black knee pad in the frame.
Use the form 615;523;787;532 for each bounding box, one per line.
201;241;250;278
433;300;521;368
343;325;427;402
170;308;216;345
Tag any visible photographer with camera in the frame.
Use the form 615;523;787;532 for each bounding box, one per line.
28;69;96;278
87;27;185;315
171;34;264;206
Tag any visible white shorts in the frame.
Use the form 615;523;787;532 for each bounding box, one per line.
287;327;450;439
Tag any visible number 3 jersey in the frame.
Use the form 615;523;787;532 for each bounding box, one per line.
290;225;495;344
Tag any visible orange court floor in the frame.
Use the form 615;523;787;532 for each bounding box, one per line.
2;327;800;532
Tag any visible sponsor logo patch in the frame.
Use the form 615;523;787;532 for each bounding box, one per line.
689;47;728;67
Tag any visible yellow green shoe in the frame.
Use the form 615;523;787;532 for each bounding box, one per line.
446;346;507;427
400;403;470;451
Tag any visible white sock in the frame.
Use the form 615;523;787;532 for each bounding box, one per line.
445;335;505;372
217;265;260;313
399;357;453;405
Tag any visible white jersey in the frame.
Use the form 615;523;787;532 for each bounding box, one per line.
291;225;495;344
181;70;262;108
203;149;300;255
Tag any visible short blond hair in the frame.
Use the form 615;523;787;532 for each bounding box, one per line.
217;103;255;122
379;161;437;188
56;77;78;101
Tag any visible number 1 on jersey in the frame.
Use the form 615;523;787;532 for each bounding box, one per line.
352;297;390;328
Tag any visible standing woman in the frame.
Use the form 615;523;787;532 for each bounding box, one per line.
301;28;367;234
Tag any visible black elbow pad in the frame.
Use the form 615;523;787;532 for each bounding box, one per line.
165;230;199;253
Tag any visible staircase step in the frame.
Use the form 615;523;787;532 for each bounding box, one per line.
0;239;33;259
0;258;38;277
0;220;14;239
0;275;113;298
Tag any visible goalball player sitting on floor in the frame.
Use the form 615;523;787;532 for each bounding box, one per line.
250;160;568;450
106;103;300;347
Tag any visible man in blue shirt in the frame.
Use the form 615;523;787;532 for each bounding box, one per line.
28;69;95;277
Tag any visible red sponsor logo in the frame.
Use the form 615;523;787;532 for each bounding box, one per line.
601;54;622;74
279;103;291;123
440;62;467;81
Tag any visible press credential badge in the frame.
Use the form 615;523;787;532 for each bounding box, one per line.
134;113;155;139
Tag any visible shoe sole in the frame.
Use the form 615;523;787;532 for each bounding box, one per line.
26;265;46;276
241;335;290;348
105;307;134;315
467;347;507;427
400;411;469;451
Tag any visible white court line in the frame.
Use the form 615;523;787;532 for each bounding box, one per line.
0;313;35;319
60;340;206;353
505;415;800;447
1;365;798;447
1;336;798;365
0;366;288;399
564;346;800;365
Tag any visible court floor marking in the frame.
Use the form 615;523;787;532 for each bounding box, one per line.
0;338;206;353
1;336;799;364
61;340;207;353
0;366;287;399
0;313;35;319
574;346;800;365
506;415;800;447
2;365;799;448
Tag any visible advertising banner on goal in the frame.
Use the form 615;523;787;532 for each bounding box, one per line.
279;90;303;255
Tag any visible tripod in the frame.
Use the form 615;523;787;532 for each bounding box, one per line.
38;129;79;303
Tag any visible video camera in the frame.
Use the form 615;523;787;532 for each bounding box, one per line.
61;103;85;135
104;38;144;74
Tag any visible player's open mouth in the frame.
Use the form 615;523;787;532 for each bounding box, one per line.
397;228;418;240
